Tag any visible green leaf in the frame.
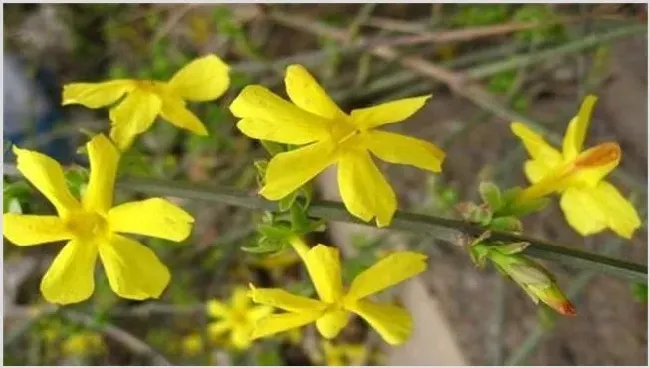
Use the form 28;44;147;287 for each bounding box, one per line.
479;181;503;210
508;197;550;217
242;236;286;254
490;216;523;233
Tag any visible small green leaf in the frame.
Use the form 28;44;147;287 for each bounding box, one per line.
242;237;286;254
490;216;523;233
479;181;503;210
509;197;550;217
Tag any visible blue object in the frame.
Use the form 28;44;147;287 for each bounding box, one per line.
4;52;75;164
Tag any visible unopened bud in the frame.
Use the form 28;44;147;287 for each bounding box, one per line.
491;252;576;316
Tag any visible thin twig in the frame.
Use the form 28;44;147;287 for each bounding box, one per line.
111;176;647;282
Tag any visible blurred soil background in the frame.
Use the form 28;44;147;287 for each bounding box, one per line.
3;3;648;366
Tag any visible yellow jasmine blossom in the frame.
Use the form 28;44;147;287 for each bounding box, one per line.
63;55;230;150
230;65;445;227
3;134;194;304
206;287;273;350
321;340;369;366
511;95;641;239
62;332;105;357
181;333;204;357
249;243;428;345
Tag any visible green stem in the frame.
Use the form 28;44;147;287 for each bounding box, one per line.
117;177;647;282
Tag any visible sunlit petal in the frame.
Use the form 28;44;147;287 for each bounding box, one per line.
83;134;120;213
346;251;427;301
40;239;98;305
231;85;331;145
99;235;170;300
108;198;194;242
3;214;72;246
366;130;445;172
12;146;80;215
260;140;336;200
285;64;345;119
350;95;430;130
168;54;230;101
337;151;397;227
62;80;135;108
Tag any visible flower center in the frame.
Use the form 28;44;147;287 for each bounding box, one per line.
329;120;363;149
65;211;110;240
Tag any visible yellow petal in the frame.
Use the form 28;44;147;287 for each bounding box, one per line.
83;134;120;213
167;54;230;101
561;182;641;239
99;235;170;300
40;239;98;305
207;320;231;340
346;299;412;346
62;80;135;108
572;143;620;187
3;214;72;246
232;286;251;311
251;311;322;340
248;306;274;321
248;287;327;312
109;89;162;150
592;181;641;239
159;98;208;135
315;309;351;339
285;64;345;119
510;122;562;166
366;130;445;172
231;326;253;350
108;198;194;242
524;159;553;184
230;85;331;145
559;187;607;236
350;95;430;130
562;95;598;160
260;140;336;200
346;251;428;302
207;300;230;318
304;245;344;304
337;151;397;227
12;146;80;215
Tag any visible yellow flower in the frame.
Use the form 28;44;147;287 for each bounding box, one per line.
62;332;105;357
321;340;369;366
230;65;445;227
3;134;194;304
63;55;230;150
206;287;273;350
181;333;204;357
249;243;428;346
511;95;641;239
